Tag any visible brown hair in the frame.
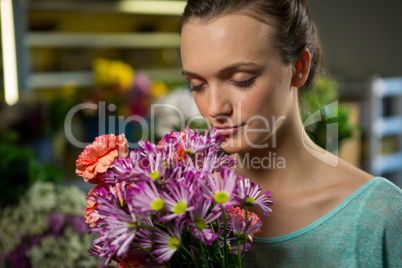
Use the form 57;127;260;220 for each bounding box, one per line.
180;0;322;92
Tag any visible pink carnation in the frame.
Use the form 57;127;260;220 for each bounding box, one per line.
85;188;99;227
228;206;262;241
76;134;129;182
157;131;187;162
84;181;110;227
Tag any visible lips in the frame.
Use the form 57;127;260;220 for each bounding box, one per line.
214;124;245;136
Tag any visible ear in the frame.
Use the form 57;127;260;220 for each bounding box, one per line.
291;49;311;88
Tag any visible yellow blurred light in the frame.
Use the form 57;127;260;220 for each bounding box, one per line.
93;58;134;90
152;81;168;98
1;0;19;105
117;1;186;15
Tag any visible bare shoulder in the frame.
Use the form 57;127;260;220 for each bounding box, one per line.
309;156;374;215
248;155;374;237
322;157;373;194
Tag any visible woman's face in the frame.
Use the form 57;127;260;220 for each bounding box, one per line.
181;14;296;154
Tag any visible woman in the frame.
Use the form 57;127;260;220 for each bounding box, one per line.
179;0;402;267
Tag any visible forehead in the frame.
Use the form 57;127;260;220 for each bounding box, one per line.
180;14;279;73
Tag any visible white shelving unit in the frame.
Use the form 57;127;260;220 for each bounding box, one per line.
4;0;187;93
26;32;180;48
30;68;183;89
369;77;402;187
27;0;187;16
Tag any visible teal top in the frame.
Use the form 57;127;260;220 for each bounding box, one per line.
245;177;402;268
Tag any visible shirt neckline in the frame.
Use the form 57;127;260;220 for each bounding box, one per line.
253;177;381;243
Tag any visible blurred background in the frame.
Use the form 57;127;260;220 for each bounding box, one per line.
0;0;401;266
1;0;402;204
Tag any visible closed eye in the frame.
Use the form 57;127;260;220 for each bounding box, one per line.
189;83;204;92
233;77;256;88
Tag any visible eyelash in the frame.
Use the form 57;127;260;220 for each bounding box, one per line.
190;84;203;92
189;77;256;92
233;77;256;88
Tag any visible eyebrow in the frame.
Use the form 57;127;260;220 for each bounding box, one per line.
182;62;260;77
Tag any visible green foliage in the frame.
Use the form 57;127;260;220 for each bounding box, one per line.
43;94;77;134
0;131;62;208
300;76;357;152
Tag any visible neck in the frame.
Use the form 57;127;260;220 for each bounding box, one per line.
234;103;324;189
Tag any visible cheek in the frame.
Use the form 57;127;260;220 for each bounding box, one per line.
192;94;208;115
251;77;291;117
242;85;277;116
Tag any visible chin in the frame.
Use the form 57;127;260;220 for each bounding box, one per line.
220;140;253;155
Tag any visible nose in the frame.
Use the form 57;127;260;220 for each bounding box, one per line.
207;84;232;121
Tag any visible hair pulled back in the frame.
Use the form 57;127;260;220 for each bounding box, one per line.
180;0;322;92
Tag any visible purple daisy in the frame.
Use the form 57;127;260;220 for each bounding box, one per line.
188;198;220;245
130;217;155;257
105;148;167;184
208;128;227;146
236;177;274;216
201;149;237;173
159;181;195;222
152;225;183;264
90;184;138;264
156;132;181;160
102;149;143;183
129;181;165;214
205;168;240;209
172;128;212;155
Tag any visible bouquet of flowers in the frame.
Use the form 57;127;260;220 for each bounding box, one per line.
76;128;274;267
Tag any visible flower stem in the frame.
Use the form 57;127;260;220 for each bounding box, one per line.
237;239;241;267
199;239;210;268
180;244;199;268
222;208;228;267
243;206;248;268
155;222;168;229
132;242;156;260
210;222;216;233
119;257;132;268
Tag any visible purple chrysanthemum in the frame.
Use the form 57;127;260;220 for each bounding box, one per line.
159;181;195;222
152;225;183;264
129;181;165;214
208;128;227;146
133;228;153;255
90;184;138;264
128;216;155;257
236;177;274;216
104;147;167;184
205;168;240;209
158;128;234;173
81;128;273;265
188;198;220;245
102;150;142;183
201;149;237;173
172;128;212;155
156;132;181;160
